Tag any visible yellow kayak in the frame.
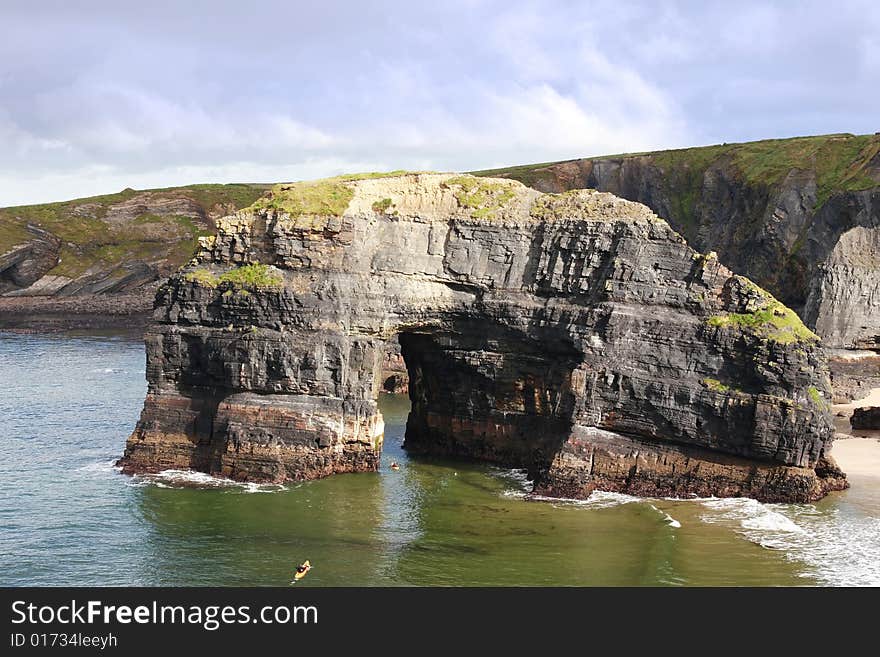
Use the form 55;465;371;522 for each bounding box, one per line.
291;560;311;583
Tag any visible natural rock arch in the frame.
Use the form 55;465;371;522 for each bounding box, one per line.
120;173;847;502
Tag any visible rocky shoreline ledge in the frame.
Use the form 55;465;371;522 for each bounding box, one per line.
117;173;848;502
0;292;154;332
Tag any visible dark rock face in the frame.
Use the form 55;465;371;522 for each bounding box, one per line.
380;341;409;394
0;225;61;294
827;350;880;403
482;148;880;350
851;407;880;430
120;174;846;502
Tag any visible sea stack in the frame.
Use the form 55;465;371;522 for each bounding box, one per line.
119;172;847;502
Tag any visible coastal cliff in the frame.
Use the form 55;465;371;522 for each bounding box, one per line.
476;133;880;351
0;184;268;329
119;172;846;502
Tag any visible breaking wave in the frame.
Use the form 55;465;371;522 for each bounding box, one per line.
497;469;878;584
76;459;122;474
695;497;880;586
650;504;682;528
128;469;288;493
497;468;645;509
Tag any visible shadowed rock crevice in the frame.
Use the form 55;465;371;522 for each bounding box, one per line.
399;321;580;481
119;173;846;502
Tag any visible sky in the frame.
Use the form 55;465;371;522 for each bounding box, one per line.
1;0;878;206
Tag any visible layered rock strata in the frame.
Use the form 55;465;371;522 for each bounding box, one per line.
120;173;846;502
478;134;880;350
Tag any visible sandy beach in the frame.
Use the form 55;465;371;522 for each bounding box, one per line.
832;386;880;413
832;437;880;479
829;383;880;482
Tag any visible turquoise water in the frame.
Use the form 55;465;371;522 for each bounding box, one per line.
2;332;878;586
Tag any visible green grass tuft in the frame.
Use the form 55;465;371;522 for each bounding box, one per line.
807;386;830;411
702;378;733;393
250;179;354;217
184;268;218;287
184;264;283;290
706;278;819;344
217;263;283;289
443;175;517;219
247;171;435;218
372;198;393;213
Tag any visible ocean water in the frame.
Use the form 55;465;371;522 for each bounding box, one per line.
1;331;878;587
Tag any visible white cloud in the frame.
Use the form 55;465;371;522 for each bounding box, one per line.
1;0;877;206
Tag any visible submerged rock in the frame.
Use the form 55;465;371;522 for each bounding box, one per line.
119;173;847;502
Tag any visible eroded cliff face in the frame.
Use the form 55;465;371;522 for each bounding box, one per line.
806;225;880;350
478;134;880;350
119;173;846;502
0;184;269;330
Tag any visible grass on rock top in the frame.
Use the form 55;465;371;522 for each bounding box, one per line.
443;175;517;219
184;264;283;290
248;171;433;218
474;133;880;214
0;183;269;277
250;179;355;217
706;277;819;345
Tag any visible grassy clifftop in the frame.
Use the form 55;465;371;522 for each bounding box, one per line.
473;133;880;318
0;183;269;284
474;132;880;212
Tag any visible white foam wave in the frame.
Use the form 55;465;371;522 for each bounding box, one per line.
495;468;532;496
697;496;880;585
541;490;642;509
699;498;804;548
650;504;682;528
131;469;287;493
497;470;879;585
497;468;652;509
777;505;880;587
77;459;122;474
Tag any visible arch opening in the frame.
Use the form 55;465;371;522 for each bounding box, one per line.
383;319;582;481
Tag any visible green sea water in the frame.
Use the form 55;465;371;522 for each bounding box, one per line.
2;332;878;586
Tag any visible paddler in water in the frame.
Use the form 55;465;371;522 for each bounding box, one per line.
291;560;311;583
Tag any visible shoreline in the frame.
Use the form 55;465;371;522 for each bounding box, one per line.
831;437;880;480
831;386;880;413
0;295;152;333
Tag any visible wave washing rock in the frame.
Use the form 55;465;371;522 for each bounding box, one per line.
119;173;847;502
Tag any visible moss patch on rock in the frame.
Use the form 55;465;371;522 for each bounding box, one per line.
184;268;219;288
707;278;819;344
218;264;283;289
702;378;731;393
250;179;355;217
184;264;283;290
443;175;517;219
807;386;830;411
372;198;394;213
